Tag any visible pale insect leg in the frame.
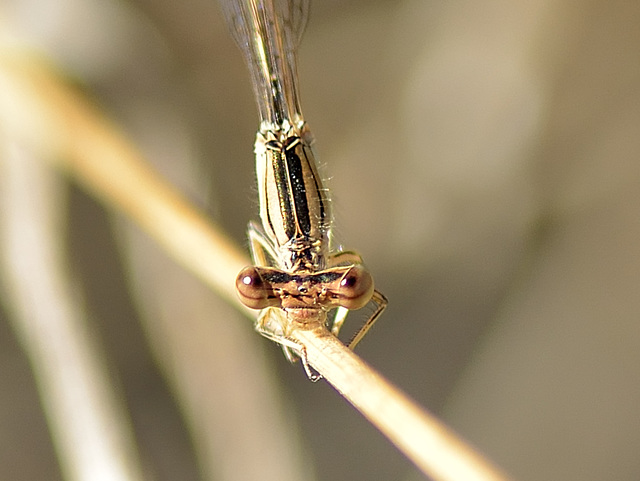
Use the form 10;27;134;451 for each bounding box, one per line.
255;308;321;381
347;290;388;350
247;221;280;267
331;306;350;337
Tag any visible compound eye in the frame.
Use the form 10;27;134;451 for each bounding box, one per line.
236;267;280;309
334;265;374;310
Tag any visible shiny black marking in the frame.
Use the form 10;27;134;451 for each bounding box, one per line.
284;138;311;236
261;269;343;286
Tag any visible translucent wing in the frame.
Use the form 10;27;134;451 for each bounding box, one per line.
220;0;309;50
219;0;309;126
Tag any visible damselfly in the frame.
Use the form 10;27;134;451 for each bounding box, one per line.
221;0;387;377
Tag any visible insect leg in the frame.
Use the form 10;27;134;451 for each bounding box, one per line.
255;308;321;381
347;289;388;350
330;307;350;337
247;221;280;267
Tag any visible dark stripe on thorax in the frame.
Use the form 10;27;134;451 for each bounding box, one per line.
269;141;295;241
284;137;312;237
262;133;329;249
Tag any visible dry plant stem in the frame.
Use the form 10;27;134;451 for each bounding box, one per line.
292;326;511;481
0;52;511;481
0;144;145;481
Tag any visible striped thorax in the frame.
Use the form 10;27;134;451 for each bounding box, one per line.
255;119;330;272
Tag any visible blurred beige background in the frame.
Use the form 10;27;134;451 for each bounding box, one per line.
1;0;639;480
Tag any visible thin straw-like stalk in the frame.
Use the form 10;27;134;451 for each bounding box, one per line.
292;326;509;481
0;139;145;481
0;50;512;481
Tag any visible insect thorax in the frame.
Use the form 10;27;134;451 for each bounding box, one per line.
255;120;331;271
279;235;327;272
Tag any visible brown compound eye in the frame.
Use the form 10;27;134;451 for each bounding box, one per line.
332;265;374;310
236;267;280;309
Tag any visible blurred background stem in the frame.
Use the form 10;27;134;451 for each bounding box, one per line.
0;140;145;481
